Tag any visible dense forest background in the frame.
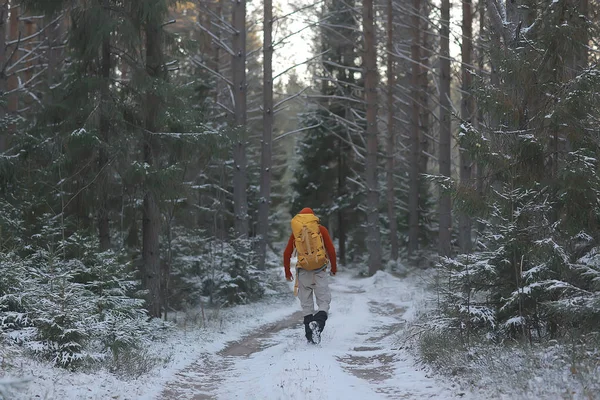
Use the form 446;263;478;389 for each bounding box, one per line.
0;0;599;376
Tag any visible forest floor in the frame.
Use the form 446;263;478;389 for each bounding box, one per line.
10;270;474;399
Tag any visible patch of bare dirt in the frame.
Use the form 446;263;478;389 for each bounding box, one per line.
219;311;304;357
337;351;398;382
368;301;406;317
336;301;407;390
160;311;304;399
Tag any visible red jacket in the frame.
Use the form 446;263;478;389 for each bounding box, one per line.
283;208;337;279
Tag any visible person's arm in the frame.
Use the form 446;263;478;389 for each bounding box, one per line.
283;233;295;280
319;226;337;275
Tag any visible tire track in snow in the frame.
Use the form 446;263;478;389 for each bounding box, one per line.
162;272;469;399
160;311;304;399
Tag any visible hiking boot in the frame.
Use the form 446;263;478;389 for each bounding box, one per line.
309;320;321;344
313;310;328;333
303;314;314;343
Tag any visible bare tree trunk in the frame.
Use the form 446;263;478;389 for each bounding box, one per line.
337;155;346;265
97;0;111;251
364;0;381;275
419;1;431;211
419;5;431;177
408;0;421;256
577;0;588;71
475;0;485;229
439;0;452;257
214;0;222;105
257;0;273;268
45;12;64;98
7;1;18;134
23;17;34;83
338;116;348;266
232;0;248;239
386;0;398;261
143;8;166;318
0;1;7;153
459;0;473;253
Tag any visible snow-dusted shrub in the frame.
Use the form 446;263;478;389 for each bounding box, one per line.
0;252;32;332
170;230;264;307
414;329;600;399
0;233;169;370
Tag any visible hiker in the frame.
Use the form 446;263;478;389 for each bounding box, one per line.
283;207;337;344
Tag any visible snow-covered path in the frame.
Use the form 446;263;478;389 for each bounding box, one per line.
160;272;469;400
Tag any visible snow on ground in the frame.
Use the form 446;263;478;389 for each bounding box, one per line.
8;270;472;399
9;286;299;400
161;271;471;400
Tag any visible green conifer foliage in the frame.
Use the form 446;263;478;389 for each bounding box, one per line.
437;0;600;340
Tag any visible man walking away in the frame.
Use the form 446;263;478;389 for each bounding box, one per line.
283;207;337;344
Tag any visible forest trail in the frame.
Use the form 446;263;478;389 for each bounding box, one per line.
159;272;469;400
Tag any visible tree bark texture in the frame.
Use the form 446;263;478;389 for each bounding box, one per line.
0;1;8;153
419;2;431;178
475;0;485;231
7;1;18;134
232;0;249;239
418;1;431;213
98;0;111;251
257;0;273;267
576;0;588;71
386;0;398;261
408;0;421;256
459;0;473;253
143;9;166;318
439;0;452;257
363;0;381;275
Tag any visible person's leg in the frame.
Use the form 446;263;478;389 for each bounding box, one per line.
297;269;315;342
312;268;331;333
314;268;331;314
297;268;315;315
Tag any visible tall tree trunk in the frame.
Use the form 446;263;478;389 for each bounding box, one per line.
418;1;431;215
408;0;421;256
23;18;34;83
257;0;273;267
232;0;248;239
0;1;7;153
143;7;166;318
577;0;588;71
459;0;473;253
214;0;222;105
363;0;381;275
439;0;452;257
7;1;18;134
475;0;485;231
45;12;64;101
98;0;111;251
337;145;346;265
386;0;398;261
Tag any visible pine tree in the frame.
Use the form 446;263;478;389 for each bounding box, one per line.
437;0;600;340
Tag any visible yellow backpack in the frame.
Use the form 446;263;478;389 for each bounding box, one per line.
291;213;328;270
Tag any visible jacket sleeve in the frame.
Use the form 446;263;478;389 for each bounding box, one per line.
283;233;295;276
319;226;337;274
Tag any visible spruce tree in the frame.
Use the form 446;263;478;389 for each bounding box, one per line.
437;0;600;340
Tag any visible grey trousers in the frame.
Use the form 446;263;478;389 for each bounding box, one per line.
297;267;331;316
